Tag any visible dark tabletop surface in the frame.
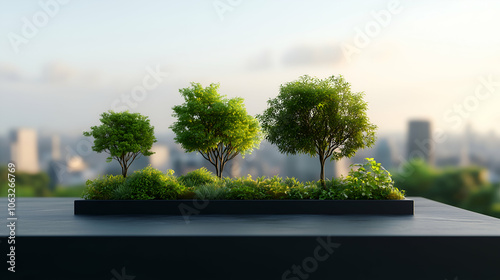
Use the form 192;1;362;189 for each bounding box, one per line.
1;197;500;237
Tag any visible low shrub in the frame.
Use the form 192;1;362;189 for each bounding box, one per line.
111;183;134;200
125;166;185;200
224;175;261;200
194;183;227;200
82;174;125;200
344;158;405;200
179;168;219;188
178;186;196;199
257;176;290;200
315;179;349;200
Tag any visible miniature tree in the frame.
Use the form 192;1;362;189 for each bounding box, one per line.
83;111;157;177
170;82;261;178
258;75;377;187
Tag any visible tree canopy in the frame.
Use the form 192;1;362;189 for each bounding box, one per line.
170;82;262;178
258;75;377;186
83;111;157;177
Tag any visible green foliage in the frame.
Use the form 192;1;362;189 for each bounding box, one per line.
463;186;497;214
83;110;157;177
393;160;485;205
178;187;196;199
223;175;262;200
52;185;86;197
393;159;499;217
193;183;226;200
81;167;186;200
344;158;405;200
82;160;405;200
286;186;317;200
392;159;437;197
283;178;319;200
112;183;134;200
258;75;377;186
82;174;126;200
170;82;262;178
0;183;36;197
221;175;291;200
0;169;52;197
125;166;185;200
179;167;219;188
0;166;84;198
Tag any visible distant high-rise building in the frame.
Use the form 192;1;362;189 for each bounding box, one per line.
0;136;8;163
10;128;40;173
407;120;433;165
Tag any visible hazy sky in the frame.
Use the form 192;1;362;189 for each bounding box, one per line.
2;0;500;137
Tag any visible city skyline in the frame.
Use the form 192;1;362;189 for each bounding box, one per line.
3;119;500;187
2;1;500;137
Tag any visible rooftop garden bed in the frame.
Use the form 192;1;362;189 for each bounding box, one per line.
75;160;411;215
76;74;411;215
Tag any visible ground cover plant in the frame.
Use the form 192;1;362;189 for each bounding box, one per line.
82;158;405;200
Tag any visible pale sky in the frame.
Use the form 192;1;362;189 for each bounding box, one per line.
2;0;500;137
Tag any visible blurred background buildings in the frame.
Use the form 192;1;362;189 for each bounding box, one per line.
407;120;433;165
3;119;500;188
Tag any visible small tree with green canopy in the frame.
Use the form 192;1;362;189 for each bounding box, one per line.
170;82;262;178
83;111;157;177
258;75;377;187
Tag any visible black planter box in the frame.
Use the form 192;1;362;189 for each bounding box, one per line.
74;199;414;215
7;198;500;279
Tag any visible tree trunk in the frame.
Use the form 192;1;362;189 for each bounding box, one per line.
218;161;225;179
319;154;326;188
215;163;219;179
210;160;224;179
118;156;128;178
122;165;128;178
